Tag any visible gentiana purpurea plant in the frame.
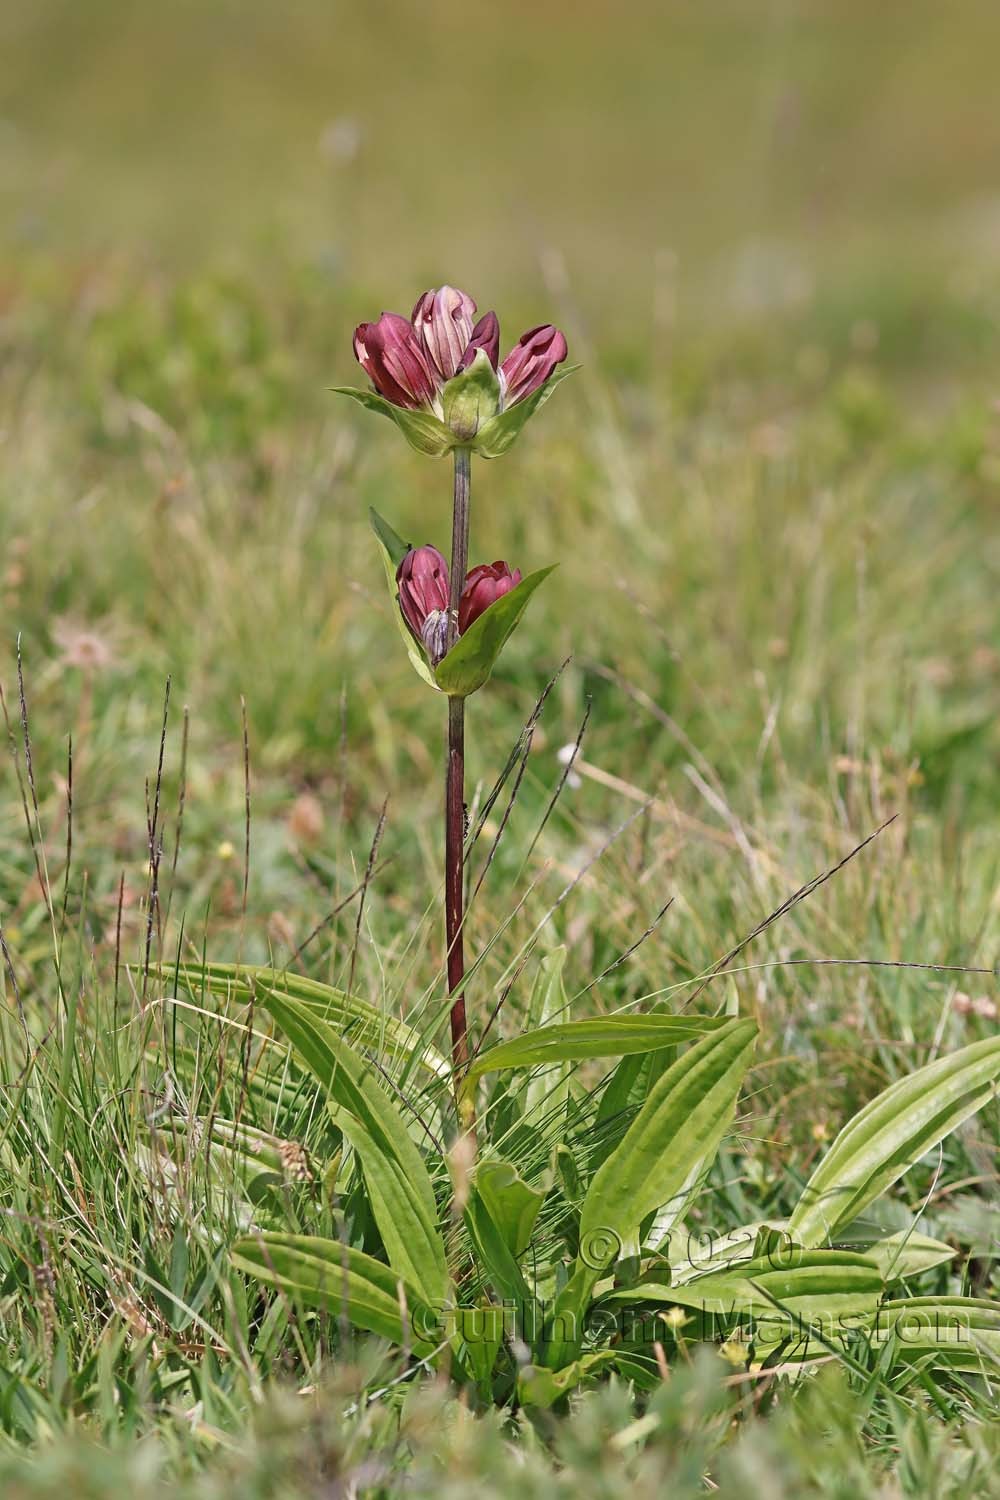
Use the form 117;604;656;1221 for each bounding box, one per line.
168;283;1000;1407
342;284;573;1136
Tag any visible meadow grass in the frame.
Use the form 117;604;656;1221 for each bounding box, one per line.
1;1;999;1492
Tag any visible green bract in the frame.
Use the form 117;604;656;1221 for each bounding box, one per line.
334;363;576;457
475;365;579;459
433;565;556;696
330;386;455;457
368;508;439;689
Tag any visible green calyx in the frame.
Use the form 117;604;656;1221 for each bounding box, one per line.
333;362;577;458
440;349;502;442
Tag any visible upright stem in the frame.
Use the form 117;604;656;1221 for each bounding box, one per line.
447;447;471;651
445;448;475;1136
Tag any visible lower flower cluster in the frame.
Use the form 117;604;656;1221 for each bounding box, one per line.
397;545;521;666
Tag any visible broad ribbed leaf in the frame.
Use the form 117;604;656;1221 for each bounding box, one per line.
606;1249;883;1332
463;1189;533;1324
469;1013;725;1084
789;1035;1000;1247
452;1303;505;1387
859;1229;956;1282
256;990;450;1306
231;1233;438;1356
475;1160;546;1259
518;1349;618;1409
332;386;455;457
645;1150;715;1253
541;1021;756;1370
668;1219;956;1289
667;1216;957;1288
434;566;556;698
367;509;439;689
669;1220;767;1283
180;961;449;1080
580;1020;758;1268
870;1297;1000;1373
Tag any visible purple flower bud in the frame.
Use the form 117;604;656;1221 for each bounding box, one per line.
458;311;500;373
459;561;522;634
411;286;477;382
397;545;451;653
353;312;439;409
500;324;568;406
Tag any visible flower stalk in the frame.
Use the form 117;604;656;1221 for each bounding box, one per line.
445;447;475;1137
345;283;573;1141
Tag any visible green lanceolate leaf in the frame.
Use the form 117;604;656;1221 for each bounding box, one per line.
254;990;450;1306
579;1019;758;1271
541;1020;756;1370
463;1189;533;1320
788;1034;1000;1248
331;387;455;457
440;350;501;442
474;1160;546;1259
468;1012;725;1084
368;507;439;690
862;1229;956;1282
869;1298;1000;1374
605;1249;883;1333
452;1303;505;1388
474;365;579;459
176;961;449;1081
645;1150;716;1254
231;1232;438;1356
668;1221;767;1283
433;565;556;698
518;1349;618;1410
368;506;411;569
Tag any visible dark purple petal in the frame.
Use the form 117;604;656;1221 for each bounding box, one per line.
411;285;477;381
459;560;522;634
458;311;500;372
397;545;450;640
353;312;439;408
500;324;568;406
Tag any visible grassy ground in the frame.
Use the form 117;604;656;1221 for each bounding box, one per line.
1;0;999;1492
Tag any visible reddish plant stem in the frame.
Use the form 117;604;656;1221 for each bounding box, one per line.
445;695;468;1060
445;447;475;1137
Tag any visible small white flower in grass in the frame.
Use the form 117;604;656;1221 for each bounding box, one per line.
556;743;583;789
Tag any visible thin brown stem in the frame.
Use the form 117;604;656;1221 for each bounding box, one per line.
445;447;475;1138
446;697;468;1063
447;447;471;650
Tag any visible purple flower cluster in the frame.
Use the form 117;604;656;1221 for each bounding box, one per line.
354;285;567;413
397;546;521;664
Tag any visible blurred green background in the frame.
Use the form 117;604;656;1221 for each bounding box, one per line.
0;5;999;1485
5;0;1000;323
0;0;997;975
